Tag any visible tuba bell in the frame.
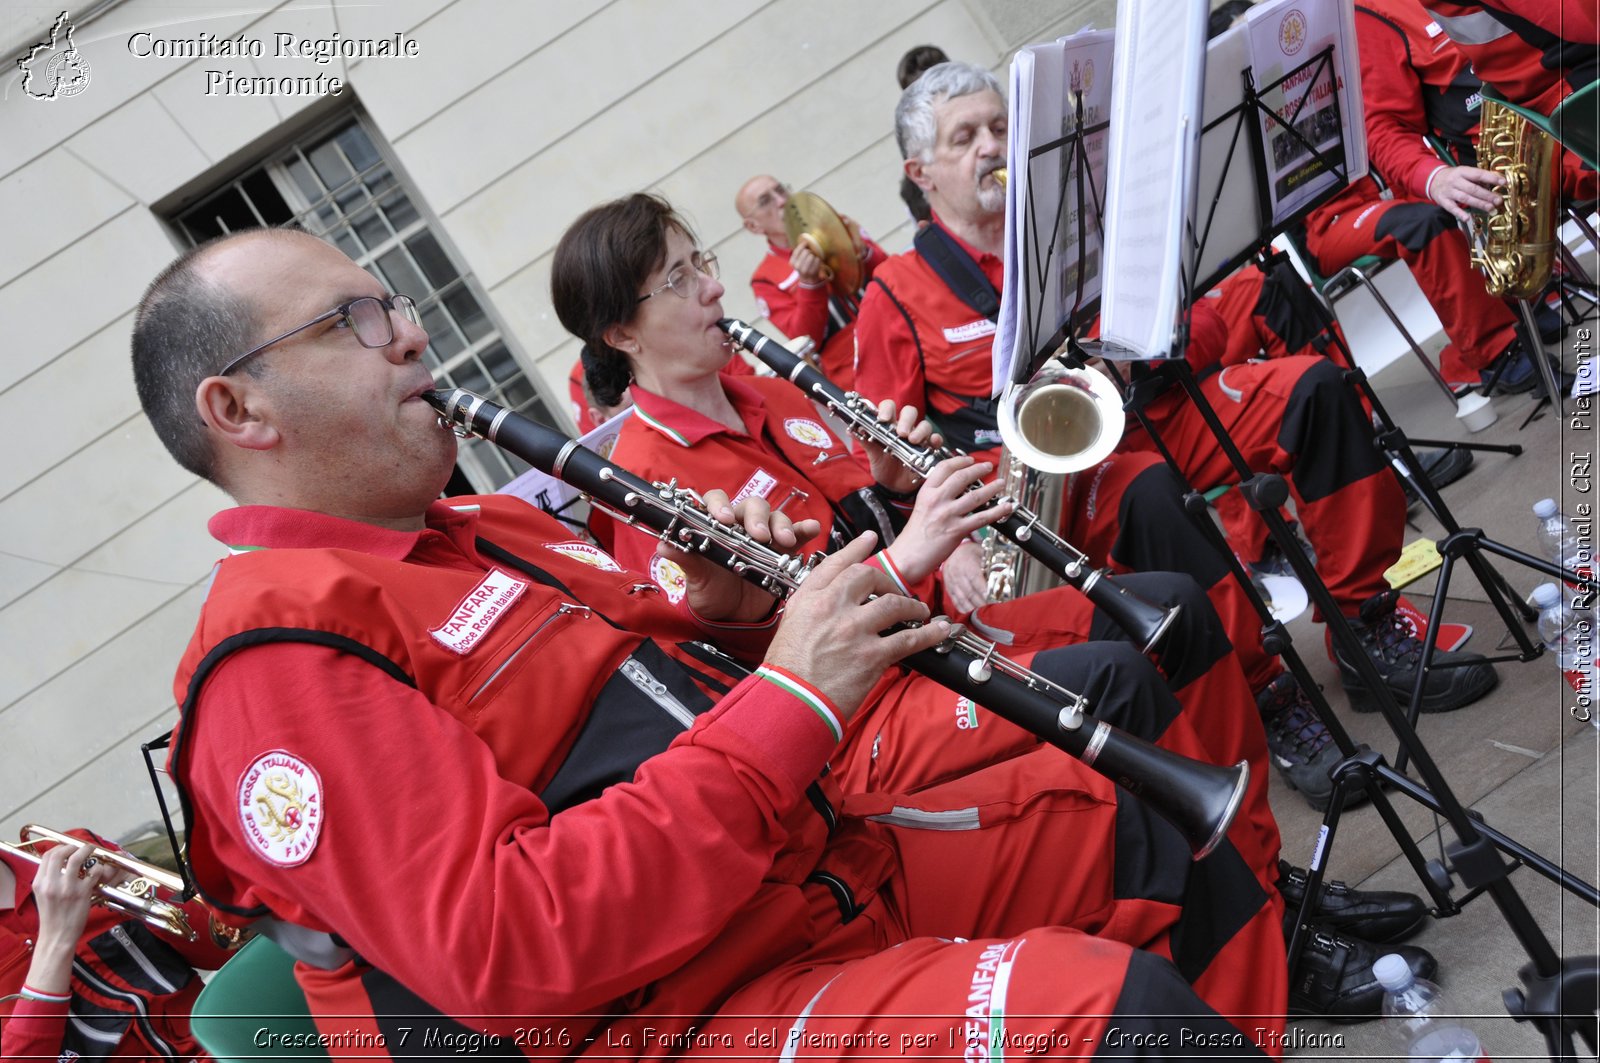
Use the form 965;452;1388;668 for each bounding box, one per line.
783;191;867;300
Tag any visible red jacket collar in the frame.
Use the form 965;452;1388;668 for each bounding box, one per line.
629;374;766;449
208;501;484;560
927;213;1002;268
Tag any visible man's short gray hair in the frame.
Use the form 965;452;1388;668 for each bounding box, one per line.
894;60;1004;163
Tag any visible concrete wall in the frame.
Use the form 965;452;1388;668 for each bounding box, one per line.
0;0;1106;842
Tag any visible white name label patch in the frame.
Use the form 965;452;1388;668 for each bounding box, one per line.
238;750;324;867
430;567;530;655
732;468;779;504
942;318;997;343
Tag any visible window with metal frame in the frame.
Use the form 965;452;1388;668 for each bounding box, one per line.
173;113;555;490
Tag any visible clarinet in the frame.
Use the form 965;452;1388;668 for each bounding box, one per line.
716;318;1181;655
425;387;1246;859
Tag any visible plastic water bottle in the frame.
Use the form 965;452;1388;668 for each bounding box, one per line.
1532;498;1591;583
1533;582;1594;701
1375;954;1490;1062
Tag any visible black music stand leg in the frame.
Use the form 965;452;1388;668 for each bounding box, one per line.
1113;358;1588;1047
1505;957;1600;1061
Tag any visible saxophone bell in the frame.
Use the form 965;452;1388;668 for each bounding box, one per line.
996;360;1125;475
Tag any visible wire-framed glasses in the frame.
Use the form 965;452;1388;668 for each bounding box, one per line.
218;294;421;376
637;252;719;303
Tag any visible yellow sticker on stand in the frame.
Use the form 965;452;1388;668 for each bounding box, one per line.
1384;538;1442;589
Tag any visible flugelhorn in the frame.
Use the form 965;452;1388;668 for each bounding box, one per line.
425;387;1245;858
716;318;1179;655
1;825;194;940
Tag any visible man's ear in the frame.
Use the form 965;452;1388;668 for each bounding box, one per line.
741;214;763;236
905;155;934;194
196;375;280;452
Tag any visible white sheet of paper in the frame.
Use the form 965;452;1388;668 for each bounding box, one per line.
1099;0;1207;359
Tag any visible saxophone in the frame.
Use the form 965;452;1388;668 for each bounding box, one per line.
1471;98;1559;300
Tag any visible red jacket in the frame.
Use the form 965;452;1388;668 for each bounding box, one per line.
166;497;872;1056
1420;0;1597;115
750;237;886;391
853;221;1006;464
2;833;231;1063
1354;0;1487;200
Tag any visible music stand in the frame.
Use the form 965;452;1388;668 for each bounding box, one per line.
1007;19;1598;1060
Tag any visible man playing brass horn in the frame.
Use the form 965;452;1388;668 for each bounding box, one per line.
735;175;886;390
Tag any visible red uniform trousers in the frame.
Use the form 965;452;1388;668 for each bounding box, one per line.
1305;187;1518;384
1054;451;1285;697
1125;357;1406;626
695;743;1284;1057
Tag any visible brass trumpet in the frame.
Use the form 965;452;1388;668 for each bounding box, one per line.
1;825;195;940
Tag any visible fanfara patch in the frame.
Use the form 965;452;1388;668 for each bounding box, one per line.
732;467;778;505
430;567;530;655
546;540;623;572
942;318;997;343
783;417;833;449
955;695;981;731
238;751;323;867
651;555;688;604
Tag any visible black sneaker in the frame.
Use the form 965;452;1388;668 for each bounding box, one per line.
1333;590;1499;713
1257;674;1344;810
1481;341;1572;396
1277;861;1428;943
1289;927;1437;1021
1249;521;1317;579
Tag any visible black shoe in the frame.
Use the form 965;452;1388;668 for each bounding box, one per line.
1257;675;1345;811
1289;927;1437;1021
1249;521;1317;578
1398;447;1474;506
1333;590;1499;713
1277;861;1428;943
1481;341;1571;396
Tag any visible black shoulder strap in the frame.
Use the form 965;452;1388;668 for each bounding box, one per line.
914;223;1001;321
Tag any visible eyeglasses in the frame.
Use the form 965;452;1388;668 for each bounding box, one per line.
636;252;720;303
218;294;421;376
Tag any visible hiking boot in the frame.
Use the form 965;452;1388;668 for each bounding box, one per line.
1257;674;1344;810
1332;591;1498;713
1278;861;1428;943
1289;926;1437;1021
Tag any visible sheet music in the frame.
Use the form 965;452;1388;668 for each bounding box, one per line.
1099;0;1207;359
497;406;634;516
994;29;1115;395
1245;0;1367;220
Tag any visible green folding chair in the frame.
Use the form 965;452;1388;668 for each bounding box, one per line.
1484;80;1598;170
191;936;330;1061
